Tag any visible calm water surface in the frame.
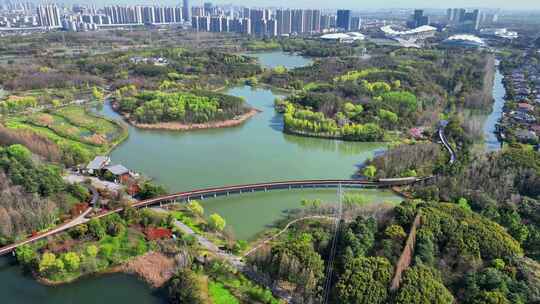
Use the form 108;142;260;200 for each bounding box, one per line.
0;256;165;304
483;68;505;151
0;51;399;303
243;51;312;69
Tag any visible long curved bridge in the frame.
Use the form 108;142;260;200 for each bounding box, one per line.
0;178;423;256
129;178;421;209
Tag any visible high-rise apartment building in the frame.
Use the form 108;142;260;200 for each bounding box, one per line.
291;9;303;33
351;16;361;30
183;0;190;21
37;4;61;27
142;6;154;24
210;16;222;32
447;8;481;32
409;9;429;28
336;9;351;30
240;18;251;34
267;18;277;37
312;10;321;32
276;9;291;36
303;9;313;33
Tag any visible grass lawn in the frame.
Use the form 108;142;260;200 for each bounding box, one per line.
56;106;119;136
170;210;205;234
4;105;126;158
209;281;240;304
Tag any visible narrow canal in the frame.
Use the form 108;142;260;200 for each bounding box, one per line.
483;65;506;151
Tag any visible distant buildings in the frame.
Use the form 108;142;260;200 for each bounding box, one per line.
102;5;183;25
188;7;333;37
5;3;351;36
446;8;481;32
183;0;191;21
336;9;351;30
479;28;518;39
320;32;365;43
381;25;436;41
275;9;291;35
442;34;485;47
408;9;429;28
36;4;61;28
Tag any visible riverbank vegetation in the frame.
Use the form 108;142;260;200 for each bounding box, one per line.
114;86;251;126
11;196;278;303
15;210;157;284
167;261;280;304
269;48;495;142
243;37;365;58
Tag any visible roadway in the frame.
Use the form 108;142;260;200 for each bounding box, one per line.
439;126;457;164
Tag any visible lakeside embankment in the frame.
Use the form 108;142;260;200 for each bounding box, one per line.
35;251;174;288
129;108;260;131
111;100;260;131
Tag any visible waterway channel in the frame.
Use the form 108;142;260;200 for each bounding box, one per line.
469;61;506;152
483;65;506;151
0;51;398;303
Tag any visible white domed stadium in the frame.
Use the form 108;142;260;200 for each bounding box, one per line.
443;34;486;47
320;32;366;43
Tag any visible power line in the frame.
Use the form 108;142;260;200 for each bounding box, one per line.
322;183;342;304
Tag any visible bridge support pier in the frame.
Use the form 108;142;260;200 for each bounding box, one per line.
214;193;217;198
200;195;204;200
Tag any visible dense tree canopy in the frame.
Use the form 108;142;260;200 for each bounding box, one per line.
394;265;454;304
117;88;248;124
335;256;393;304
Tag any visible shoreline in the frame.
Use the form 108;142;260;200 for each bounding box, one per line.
34;265;123;287
34;252;174;288
116;104;261;131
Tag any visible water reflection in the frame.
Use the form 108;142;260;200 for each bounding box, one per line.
283;132;386;156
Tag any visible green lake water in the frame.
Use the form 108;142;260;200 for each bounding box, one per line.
100;85;395;239
243;51;313;69
0;51;400;303
0;257;165;304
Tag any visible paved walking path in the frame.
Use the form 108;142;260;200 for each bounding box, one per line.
0;185;97;256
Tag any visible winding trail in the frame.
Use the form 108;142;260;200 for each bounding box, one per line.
439;125;457;164
0;185;98;256
243;216;336;258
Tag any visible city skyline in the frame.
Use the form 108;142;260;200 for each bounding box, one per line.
22;0;540;11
